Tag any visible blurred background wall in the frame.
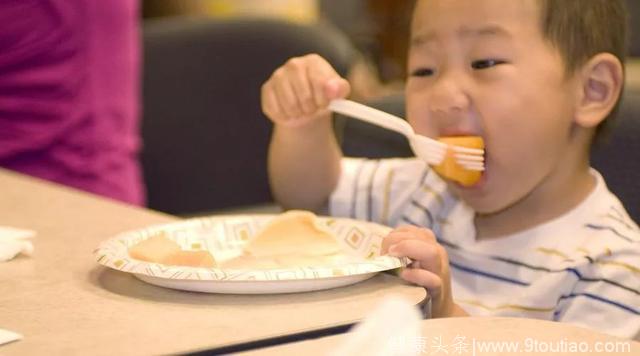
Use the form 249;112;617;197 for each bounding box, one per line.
141;0;417;101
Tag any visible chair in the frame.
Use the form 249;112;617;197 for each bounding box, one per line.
142;17;355;215
338;89;640;223
627;0;640;57
591;87;640;222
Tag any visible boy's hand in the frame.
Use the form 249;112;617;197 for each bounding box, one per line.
382;225;467;318
261;54;350;129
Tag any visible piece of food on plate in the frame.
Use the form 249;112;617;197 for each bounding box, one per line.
162;250;216;268
220;253;352;269
128;233;216;267
244;210;342;257
273;253;352;267
220;254;281;269
432;136;484;186
128;233;181;263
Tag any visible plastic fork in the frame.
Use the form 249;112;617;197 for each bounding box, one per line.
328;99;484;171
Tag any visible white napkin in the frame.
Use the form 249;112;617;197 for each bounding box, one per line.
0;328;23;346
331;297;423;356
0;226;35;262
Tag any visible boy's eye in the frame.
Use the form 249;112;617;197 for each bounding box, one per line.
411;68;435;77
471;59;505;70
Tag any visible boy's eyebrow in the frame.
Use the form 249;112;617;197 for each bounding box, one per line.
411;25;512;47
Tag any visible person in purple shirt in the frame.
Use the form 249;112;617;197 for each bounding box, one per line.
0;0;145;205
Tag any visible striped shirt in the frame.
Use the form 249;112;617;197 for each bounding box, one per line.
330;157;640;339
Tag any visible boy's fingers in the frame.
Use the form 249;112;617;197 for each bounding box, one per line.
380;230;416;255
273;77;303;120
308;54;345;108
284;59;316;114
405;225;437;242
400;268;443;297
381;231;418;254
388;239;443;273
381;226;437;254
395;225;418;232
261;83;284;122
324;78;351;100
391;225;436;242
263;54;346;124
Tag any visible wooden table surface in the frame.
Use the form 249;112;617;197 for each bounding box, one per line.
241;317;640;355
0;169;426;355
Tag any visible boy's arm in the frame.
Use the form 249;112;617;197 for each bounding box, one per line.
262;54;350;212
268;116;342;212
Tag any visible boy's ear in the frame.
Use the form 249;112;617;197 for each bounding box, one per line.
574;53;624;128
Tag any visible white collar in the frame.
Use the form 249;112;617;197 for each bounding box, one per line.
442;169;611;247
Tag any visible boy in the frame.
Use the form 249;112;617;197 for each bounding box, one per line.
261;0;639;339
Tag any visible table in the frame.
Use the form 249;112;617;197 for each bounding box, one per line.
241;317;640;355
0;169;426;355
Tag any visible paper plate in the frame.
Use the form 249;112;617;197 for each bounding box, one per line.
94;214;407;294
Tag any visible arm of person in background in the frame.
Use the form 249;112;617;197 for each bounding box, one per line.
262;54;350;212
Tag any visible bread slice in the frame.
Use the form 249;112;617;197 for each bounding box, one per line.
129;233;216;267
162;250;216;268
128;233;181;263
244;210;341;257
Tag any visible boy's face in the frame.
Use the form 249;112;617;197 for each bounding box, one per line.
406;0;581;214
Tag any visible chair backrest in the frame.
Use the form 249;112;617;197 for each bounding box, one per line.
338;93;410;159
627;0;640;57
142;17;355;215
591;87;640;222
339;91;640;223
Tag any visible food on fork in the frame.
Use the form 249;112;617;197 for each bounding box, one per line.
433;136;485;186
128;233;216;267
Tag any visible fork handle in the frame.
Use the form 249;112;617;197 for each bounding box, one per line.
328;99;414;137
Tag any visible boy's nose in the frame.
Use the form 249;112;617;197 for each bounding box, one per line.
428;76;471;121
